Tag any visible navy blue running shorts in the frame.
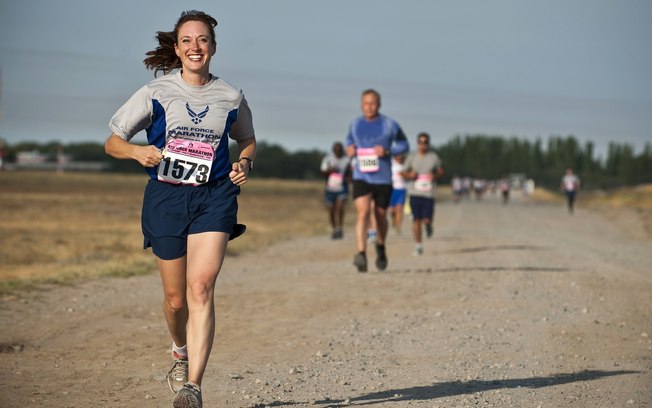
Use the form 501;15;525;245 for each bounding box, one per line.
141;178;240;260
409;196;435;221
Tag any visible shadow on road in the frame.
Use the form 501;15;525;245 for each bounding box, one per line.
387;266;570;274
260;369;637;407
442;244;548;254
338;370;637;406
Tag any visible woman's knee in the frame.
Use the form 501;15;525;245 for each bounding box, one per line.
187;280;214;305
163;291;186;312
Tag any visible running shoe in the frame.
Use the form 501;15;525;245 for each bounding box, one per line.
425;223;433;238
375;243;388;271
412;244;424;256
167;353;189;394
332;227;343;240
353;252;367;273
173;383;202;408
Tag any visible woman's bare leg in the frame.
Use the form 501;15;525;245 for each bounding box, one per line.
157;257;188;348
184;231;229;386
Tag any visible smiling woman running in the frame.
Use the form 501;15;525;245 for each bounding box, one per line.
105;10;256;408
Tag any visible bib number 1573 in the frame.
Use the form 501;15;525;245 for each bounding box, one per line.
157;139;214;186
159;158;210;184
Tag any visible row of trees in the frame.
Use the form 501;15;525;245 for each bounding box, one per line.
2;135;650;189
438;135;652;189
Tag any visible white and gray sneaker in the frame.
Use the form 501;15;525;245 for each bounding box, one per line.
166;352;188;394
173;382;202;408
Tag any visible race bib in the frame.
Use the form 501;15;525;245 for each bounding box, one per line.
327;173;345;192
158;139;213;186
357;148;379;173
415;174;434;193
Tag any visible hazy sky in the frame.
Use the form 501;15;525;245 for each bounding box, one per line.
1;0;650;157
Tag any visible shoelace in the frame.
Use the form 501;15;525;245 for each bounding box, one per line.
168;359;188;381
175;383;203;408
184;383;201;395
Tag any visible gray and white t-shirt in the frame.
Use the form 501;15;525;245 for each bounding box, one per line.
404;151;443;198
110;71;254;182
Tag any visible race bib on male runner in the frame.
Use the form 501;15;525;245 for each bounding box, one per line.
415;174;434;193
357;148;379;173
157;139;213;186
327;173;345;192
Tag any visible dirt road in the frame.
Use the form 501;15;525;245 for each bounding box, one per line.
1;193;650;407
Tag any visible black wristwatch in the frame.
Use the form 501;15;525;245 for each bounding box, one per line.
239;157;254;171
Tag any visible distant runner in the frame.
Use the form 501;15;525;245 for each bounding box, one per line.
320;142;351;239
500;177;510;205
560;168;580;214
389;154;407;234
402;132;444;256
346;89;409;272
451;175;463;204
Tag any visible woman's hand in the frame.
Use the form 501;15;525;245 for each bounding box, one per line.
104;134;162;167
229;160;250;186
135;145;164;168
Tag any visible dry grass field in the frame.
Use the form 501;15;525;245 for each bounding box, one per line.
0;171;346;294
1;171;649;295
579;184;652;239
582;183;652;209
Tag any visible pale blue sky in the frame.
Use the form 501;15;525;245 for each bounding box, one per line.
0;0;650;157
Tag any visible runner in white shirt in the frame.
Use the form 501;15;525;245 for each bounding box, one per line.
388;154;407;234
320;142;351;239
451;175;463;204
560;168;580;214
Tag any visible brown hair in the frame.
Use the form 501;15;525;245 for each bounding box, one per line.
143;10;218;76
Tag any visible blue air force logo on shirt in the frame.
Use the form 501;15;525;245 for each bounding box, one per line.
186;103;209;124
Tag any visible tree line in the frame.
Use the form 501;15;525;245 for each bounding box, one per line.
2;135;650;189
438;135;652;189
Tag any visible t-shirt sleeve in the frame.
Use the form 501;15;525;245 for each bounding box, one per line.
108;85;153;141
229;96;255;142
390;123;409;155
433;152;443;169
404;154;414;171
345;121;355;147
320;156;330;172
